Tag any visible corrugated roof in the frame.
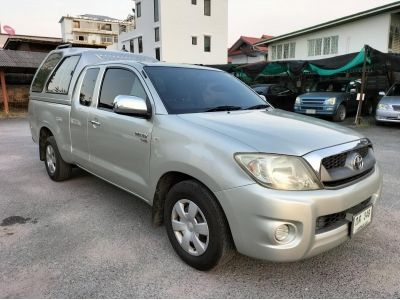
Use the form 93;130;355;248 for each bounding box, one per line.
0;50;47;69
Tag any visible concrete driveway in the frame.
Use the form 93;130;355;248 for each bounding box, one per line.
0;118;399;298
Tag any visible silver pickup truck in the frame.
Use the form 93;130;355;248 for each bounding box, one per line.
29;47;382;270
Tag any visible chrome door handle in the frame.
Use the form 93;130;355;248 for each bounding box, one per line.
90;120;101;127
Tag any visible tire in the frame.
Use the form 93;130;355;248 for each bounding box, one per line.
164;180;234;271
362;101;373;116
333;104;347;122
44;136;72;182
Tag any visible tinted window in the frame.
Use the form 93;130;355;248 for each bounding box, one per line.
31;53;63;93
79;68;100;106
47;56;80;94
145;66;268;114
99;68;147;109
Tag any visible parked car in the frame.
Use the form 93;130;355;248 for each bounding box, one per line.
294;79;375;122
29;48;382;271
251;84;298;111
376;82;400;124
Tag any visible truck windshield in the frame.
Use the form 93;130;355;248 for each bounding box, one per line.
311;81;348;93
144;66;269;114
387;83;400;96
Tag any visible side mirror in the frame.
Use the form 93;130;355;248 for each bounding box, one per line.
113;95;151;118
259;95;267;102
379;91;386;96
306;88;310;93
350;88;357;94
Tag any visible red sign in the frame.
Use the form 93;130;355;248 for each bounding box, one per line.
3;25;16;35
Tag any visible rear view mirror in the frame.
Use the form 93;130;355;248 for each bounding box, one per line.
113;95;151;118
379;91;386;96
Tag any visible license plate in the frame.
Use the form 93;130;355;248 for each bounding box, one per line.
306;109;316;114
351;206;373;236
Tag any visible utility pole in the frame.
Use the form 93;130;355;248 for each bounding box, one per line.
355;45;368;125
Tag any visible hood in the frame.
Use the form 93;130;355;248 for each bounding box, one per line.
178;109;363;156
299;92;344;99
380;96;400;104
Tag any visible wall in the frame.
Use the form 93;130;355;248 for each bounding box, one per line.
268;13;391;61
119;0;228;64
230;53;265;64
161;0;228;64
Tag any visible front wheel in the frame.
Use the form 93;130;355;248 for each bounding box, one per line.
164;180;234;271
333;104;347;122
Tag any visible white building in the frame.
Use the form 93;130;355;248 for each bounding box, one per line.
119;0;228;64
60;14;132;50
256;2;400;62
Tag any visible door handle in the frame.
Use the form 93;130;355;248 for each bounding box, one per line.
90;120;101;127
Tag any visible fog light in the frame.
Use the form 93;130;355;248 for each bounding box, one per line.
275;224;290;242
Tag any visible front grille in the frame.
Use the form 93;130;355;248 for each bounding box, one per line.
300;98;325;111
316;198;371;233
322;146;369;170
392;105;400;111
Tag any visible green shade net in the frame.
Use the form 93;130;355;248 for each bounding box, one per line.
308;48;370;76
260;63;289;76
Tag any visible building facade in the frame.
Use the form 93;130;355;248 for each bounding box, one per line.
228;35;272;64
256;2;400;62
60;14;132;50
119;0;228;64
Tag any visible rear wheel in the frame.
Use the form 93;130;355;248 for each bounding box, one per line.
333;104;347;122
164;180;234;271
44;136;72;181
362;101;374;116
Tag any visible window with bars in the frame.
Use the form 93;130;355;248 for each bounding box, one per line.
277;44;283;59
308;36;339;56
289;42;296;58
271;45;277;60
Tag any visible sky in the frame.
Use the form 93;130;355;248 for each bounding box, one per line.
0;0;397;46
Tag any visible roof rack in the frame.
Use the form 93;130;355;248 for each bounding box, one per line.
56;44;73;50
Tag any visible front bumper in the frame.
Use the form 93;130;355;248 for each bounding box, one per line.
294;106;336;116
215;165;382;262
376;109;400;123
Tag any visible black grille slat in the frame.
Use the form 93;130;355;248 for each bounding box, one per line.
392;105;400;111
322;146;370;170
316;199;371;232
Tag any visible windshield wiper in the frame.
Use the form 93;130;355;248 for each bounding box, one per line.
244;104;271;110
205;105;243;112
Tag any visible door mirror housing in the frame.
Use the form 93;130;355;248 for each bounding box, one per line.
350;88;357;94
379;91;386;96
113;95;151;118
259;95;267;102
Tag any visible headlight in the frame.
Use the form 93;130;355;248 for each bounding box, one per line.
235;154;322;191
324;97;336;105
377;103;391;110
295;97;301;105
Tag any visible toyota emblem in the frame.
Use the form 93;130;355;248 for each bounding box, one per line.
352;154;364;170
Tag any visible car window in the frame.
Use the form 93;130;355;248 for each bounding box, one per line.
145;66;268;114
99;68;147;109
31;53;63;93
79;68;100;106
270;85;290;95
312;81;348;92
47;56;80;94
387;83;400;96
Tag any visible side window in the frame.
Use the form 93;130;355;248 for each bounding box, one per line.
47;56;80;94
79;68;100;106
31;53;63;93
99;68;147;109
